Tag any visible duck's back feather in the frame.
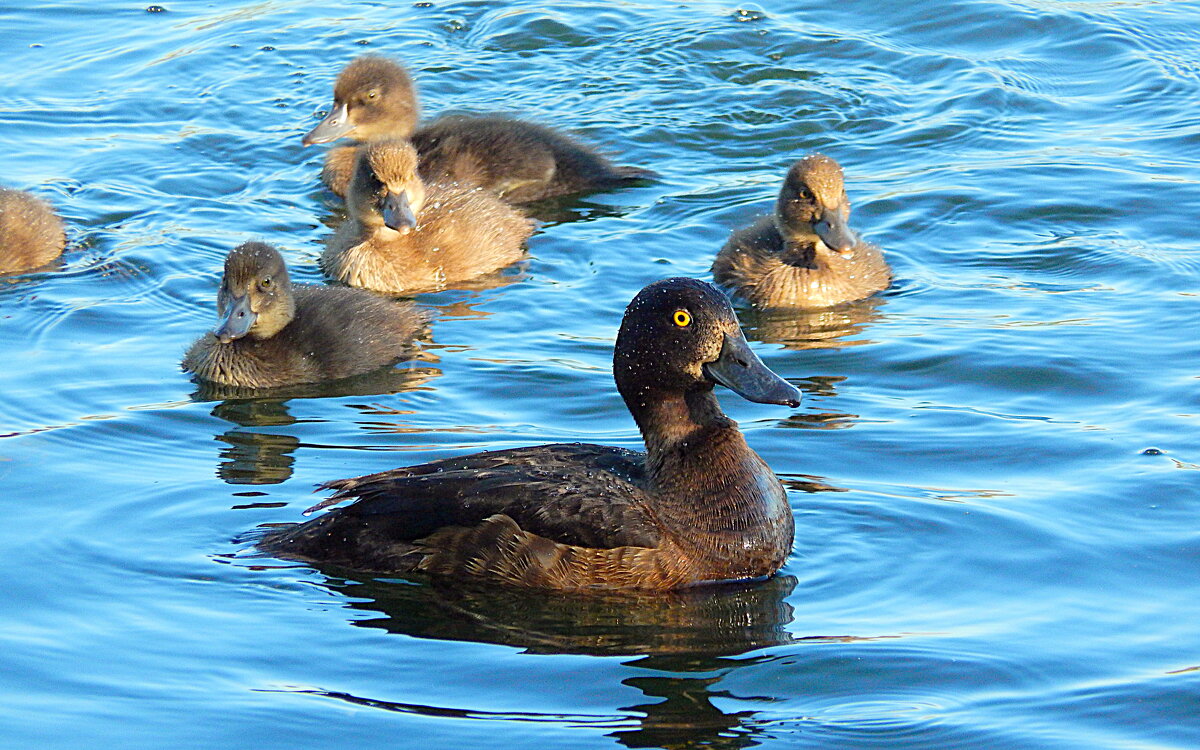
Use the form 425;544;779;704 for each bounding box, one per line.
261;443;669;575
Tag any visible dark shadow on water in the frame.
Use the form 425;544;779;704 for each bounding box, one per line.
202;365;441;485
190;362;442;403
521;193;649;226
776;376;860;431
212;399;301;485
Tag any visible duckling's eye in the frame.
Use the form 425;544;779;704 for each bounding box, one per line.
366;90;379;100
673;310;692;327
259;277;273;291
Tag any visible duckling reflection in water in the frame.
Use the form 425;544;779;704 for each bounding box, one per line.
0;187;66;275
260;278;802;590
321;139;534;295
183;241;429;389
712;154;890;309
302;54;658;203
742;296;886;351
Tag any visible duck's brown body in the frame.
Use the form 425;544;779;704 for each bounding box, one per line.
321;140;533;295
262;427;792;589
260;278;800;590
0;188;65;275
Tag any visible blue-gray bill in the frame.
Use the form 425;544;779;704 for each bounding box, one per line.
382;189;417;232
301;101;353;146
814;205;857;255
703;332;802;407
214;294;255;344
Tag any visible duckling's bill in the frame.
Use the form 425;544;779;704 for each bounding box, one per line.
215;294;255;344
303;102;353;145
382;189;417;233
813;205;857;256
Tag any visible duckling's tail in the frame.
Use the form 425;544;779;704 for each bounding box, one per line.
609;165;661;184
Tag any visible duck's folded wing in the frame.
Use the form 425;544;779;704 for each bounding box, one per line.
278;443;659;553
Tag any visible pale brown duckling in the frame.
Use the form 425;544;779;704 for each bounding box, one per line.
0;187;66;275
321;139;534;295
711;154;890;309
183;241;428;389
302;54;657;203
259;278;802;590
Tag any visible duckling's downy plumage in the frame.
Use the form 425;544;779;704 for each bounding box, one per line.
183;241;428;388
260;278;802;590
303;55;657;202
712;154;890;309
0;187;66;275
321;139;533;295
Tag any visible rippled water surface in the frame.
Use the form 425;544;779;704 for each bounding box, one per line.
3;1;1199;747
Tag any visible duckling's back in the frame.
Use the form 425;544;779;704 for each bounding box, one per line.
413;116;657;204
0;188;65;274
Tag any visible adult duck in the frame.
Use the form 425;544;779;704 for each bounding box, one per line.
321;138;533;295
712;154;890;309
302;54;658;203
260;277;802;590
183;241;428;388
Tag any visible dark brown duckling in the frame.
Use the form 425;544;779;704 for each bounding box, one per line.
183;241;428;389
302;54;658;202
321;139;534;295
259;277;802;591
0;187;66;275
712;154;891;309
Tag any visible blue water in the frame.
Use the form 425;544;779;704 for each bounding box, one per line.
2;1;1199;747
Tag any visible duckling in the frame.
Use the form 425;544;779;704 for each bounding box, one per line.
302;54;658;202
0;187;66;275
259;277;802;590
183;241;428;389
321;139;534;295
712;154;890;309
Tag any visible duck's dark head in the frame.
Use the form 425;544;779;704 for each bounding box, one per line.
614;278;801;428
213;242;296;344
774;153;858;256
346;139;427;235
302;55;419;146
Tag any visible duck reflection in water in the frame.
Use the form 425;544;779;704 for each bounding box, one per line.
273;574;803;749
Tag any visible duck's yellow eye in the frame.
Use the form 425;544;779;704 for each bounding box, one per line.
673;310;691;327
260;277;273;290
